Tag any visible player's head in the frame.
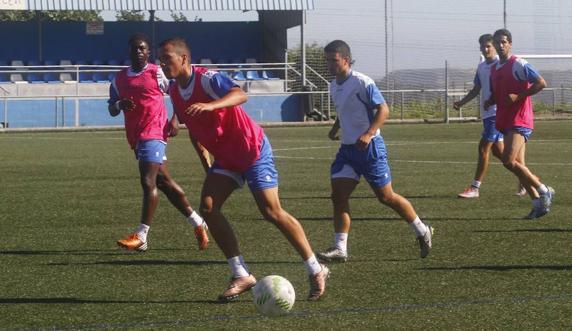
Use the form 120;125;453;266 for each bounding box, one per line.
493;29;512;59
158;37;191;79
478;34;496;60
128;33;150;69
324;40;353;77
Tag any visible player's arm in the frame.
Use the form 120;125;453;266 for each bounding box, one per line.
168;112;180;137
107;82;134;116
453;85;481;110
356;102;388;151
185;72;247;115
508;60;547;105
189;136;212;173
328;118;340;140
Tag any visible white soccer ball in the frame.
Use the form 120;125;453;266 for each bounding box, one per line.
252;275;296;316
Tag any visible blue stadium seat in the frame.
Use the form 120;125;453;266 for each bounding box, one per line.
27;73;44;83
91;60;104;66
27;60;41;67
218;70;230;79
108;72;117;81
107;59;120;66
0;74;9;83
246;70;263;80
44;60;58;66
232;70;246;81
79;72;93;82
43;72;60;83
92;72;109;82
123;59;131;66
262;70;280;80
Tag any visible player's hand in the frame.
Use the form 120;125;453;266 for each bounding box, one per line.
168;117;180;137
328;128;339;141
355;133;373;151
506;93;520;106
484;99;494;109
185;102;215;116
453;101;462;110
118;98;135;112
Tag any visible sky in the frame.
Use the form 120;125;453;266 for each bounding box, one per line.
102;0;572;79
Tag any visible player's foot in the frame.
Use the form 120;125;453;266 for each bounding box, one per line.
317;247;348;263
523;207;549;220
116;233;147;252
194;223;209;251
417;225;433;258
458;187;479;198
516;186;527;197
218;274;257;303
308;264;330;301
539;186;555;209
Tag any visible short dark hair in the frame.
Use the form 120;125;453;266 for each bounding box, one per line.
478;34;493;45
159;37;191;57
128;33;150;47
493;29;512;43
324;40;354;64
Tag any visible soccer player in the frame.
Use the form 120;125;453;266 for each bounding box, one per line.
157;37;330;302
317;40;433;263
485;29;554;219
455;34;504;198
108;33;209;252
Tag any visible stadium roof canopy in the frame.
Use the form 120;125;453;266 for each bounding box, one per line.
2;0;315;11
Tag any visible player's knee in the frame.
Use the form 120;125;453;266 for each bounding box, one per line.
199;199;217;218
502;158;518;170
331;192;350;206
377;191;395;205
261;207;283;223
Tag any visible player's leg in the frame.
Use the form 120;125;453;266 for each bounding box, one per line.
252;187;329;301
502;129;554;218
117;140;163;252
373;183;433;258
248;136;329;301
459;117;498;198
317;146;358;262
459;138;492;198
199;171;255;302
156;161;208;250
317;177;357;263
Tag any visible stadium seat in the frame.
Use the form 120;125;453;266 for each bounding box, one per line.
232;70;246;81
10;73;25;83
27;60;41;67
262;70;280;80
27;72;44;83
92;72;109;82
245;58;257;64
44;60;58;66
123;59;131;66
107;59;120;66
43;72;60;83
91;60;105;66
246;70;263;80
0;74;9;83
108;72;117;81
79;72;93;83
199;58;213;64
218;70;230;79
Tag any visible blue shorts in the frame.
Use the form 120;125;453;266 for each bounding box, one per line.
482;117;503;142
511;126;533;142
135;139;167;164
331;135;392;189
210;135;279;192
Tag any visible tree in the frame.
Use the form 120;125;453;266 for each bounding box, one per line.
0;10;103;21
170;11;188;22
116;11;145;21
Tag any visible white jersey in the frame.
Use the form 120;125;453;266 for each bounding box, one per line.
330;70;386;145
474;57;498;119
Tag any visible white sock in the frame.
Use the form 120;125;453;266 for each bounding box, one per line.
304;254;322;276
228;256;250;278
334;232;348;252
409;216;428;237
532;199;542;208
471;180;481;189
537;184;548;195
187;210;205;228
136;223;150;242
